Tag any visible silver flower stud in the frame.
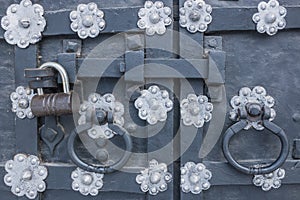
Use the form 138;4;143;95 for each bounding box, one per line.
70;2;106;39
181;162;212;194
135;85;173;125
179;0;212;33
78;93;124;139
229;86;276;130
180;94;213;128
10;86;36;119
71;168;104;196
253;168;285;191
137;1;172;36
136;159;173;195
252;0;287;36
1;0;46;48
4;154;48;199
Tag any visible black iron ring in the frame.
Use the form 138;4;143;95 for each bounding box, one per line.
68;123;133;174
222;120;289;175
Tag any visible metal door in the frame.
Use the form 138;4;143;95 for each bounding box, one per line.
0;0;300;200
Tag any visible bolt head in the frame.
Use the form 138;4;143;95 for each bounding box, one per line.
149;12;160;24
189;174;200;184
18;98;29;109
189;10;201;22
81;174;94;185
22;169;33;181
19;18;31;28
265;13;277;24
247;104;262;117
82;15;94;27
150;172;161;184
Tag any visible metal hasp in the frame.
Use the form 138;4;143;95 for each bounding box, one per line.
180;162;212;194
1;0;46;48
179;0;213;33
180;94;213;128
71;167;104;196
252;0;287;36
4;154;48;199
70;2;106;39
222;86;289;190
137;1;172;35
29;62;80;117
136;159;173;195
68;93;132;174
134;85;173;125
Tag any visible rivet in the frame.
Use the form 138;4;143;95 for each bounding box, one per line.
11;6;17;13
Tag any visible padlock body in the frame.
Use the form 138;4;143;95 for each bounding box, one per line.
31;92;79;117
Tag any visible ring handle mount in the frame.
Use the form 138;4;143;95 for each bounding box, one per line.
223;86;289;175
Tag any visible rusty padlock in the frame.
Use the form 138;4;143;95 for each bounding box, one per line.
30;62;80;117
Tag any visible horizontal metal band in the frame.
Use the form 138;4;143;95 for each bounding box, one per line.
1;160;299;191
0;163;144;194
76;58;209;79
207;7;300;32
204;160;300;186
0;7;141;38
0;6;299;38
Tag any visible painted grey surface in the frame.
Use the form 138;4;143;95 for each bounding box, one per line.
0;0;299;200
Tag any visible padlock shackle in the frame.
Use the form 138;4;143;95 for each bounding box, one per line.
37;62;70;95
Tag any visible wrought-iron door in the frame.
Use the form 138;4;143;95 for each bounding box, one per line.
0;0;300;200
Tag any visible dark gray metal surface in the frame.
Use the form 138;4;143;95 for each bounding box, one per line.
0;0;300;200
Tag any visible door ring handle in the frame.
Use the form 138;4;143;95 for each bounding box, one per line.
68;122;132;174
222;119;289;175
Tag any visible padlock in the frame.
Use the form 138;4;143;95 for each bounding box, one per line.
30;62;80;117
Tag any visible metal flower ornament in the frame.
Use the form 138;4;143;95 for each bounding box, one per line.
135;85;173;125
229;86;276;130
70;2;106;39
180;94;213;128
71;168;104;196
253;168;285;191
180;162;212;194
252;0;287;36
10;86;36;119
4;154;48;199
78;93;125;139
136;159;173;195
179;0;213;33
1;0;46;48
137;1;172;35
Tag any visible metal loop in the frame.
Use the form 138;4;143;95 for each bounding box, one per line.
222;120;289;175
37;62;70;95
68;123;132;174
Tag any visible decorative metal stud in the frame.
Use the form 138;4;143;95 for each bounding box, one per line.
78;93;124;139
70;2;106;39
180;162;212;194
71;167;104;196
252;0;287;36
134;85;173;125
1;0;46;48
229;86;276;130
4;154;48;199
179;0;212;33
180;94;213;128
136;159;173;195
253;168;285;191
10;86;36;119
137;1;172;36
